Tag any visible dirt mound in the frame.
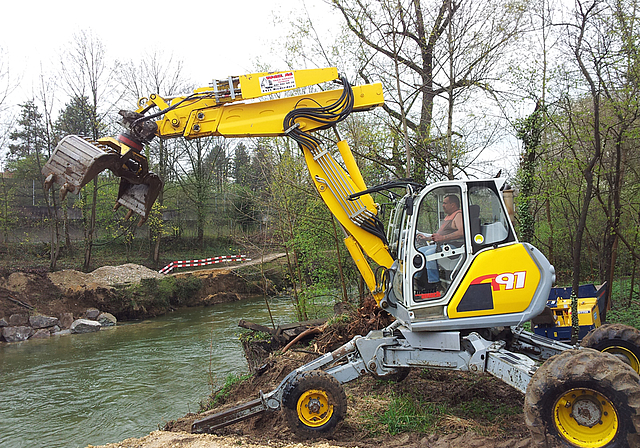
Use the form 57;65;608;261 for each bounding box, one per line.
0;270;106;319
0;264;166;321
164;300;536;448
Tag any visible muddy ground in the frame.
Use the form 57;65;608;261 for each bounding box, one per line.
148;300;544;448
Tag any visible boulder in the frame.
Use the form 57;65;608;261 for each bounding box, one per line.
32;329;51;339
29;315;59;329
9;313;29;326
85;308;100;320
70;319;101;334
0;317;8;327
97;313;117;327
59;313;74;329
2;326;34;342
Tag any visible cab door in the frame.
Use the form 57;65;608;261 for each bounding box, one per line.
405;183;468;311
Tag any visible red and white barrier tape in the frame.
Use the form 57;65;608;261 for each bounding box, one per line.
159;255;250;274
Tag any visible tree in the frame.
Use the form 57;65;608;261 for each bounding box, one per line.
60;30;119;271
543;0;640;299
515;102;545;243
55;95;95;254
172;137;230;246
331;0;531;181
118;51;188;264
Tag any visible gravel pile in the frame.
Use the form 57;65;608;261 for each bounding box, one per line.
90;264;164;286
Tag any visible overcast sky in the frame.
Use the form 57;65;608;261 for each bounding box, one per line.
1;0;337;108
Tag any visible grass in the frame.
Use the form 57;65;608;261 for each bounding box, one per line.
361;388;521;438
200;373;253;412
367;393;445;435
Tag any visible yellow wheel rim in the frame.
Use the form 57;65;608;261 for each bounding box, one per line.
553;388;619;447
296;389;333;427
602;346;640;373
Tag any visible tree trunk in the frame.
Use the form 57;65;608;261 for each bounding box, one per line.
83;178;98;272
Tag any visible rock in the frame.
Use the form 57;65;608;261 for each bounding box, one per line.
9;313;29;326
32;329;51;339
59;313;74;329
0;317;8;327
50;325;61;334
70;319;101;334
97;313;117;327
85;308;100;320
29;315;59;329
2;326;34;342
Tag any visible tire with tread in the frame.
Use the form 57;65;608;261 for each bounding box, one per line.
524;348;640;447
581;323;640;373
282;370;347;439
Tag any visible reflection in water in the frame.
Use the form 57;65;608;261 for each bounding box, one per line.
0;296;297;448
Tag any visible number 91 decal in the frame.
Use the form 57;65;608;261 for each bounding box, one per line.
471;271;526;291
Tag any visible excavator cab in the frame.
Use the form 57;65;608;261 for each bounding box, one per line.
384;178;554;331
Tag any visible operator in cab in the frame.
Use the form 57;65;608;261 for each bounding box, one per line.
416;194;464;286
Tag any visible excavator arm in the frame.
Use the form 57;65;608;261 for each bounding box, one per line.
42;68;392;301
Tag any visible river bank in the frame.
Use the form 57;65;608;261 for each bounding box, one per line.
0;254;287;343
110;301;540;448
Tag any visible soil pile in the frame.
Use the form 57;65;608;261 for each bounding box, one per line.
0;263;268;322
159;299;540;448
0;264;165;320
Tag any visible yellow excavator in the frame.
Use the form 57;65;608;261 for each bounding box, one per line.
42;68;640;447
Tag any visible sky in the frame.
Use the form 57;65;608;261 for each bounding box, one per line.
0;0;522;176
1;0;337;109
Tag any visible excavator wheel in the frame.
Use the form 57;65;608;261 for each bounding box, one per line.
524;348;640;448
282;370;346;439
581;324;640;374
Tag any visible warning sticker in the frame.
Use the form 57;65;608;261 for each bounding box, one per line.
259;72;296;94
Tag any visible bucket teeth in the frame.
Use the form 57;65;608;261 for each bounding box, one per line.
116;173;163;225
42;134;163;222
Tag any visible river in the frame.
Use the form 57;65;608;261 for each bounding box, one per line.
0;296;300;448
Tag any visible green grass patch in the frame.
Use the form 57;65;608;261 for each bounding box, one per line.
200;373;252;412
365;392;445;435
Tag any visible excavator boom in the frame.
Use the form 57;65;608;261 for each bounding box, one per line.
42;68;391;299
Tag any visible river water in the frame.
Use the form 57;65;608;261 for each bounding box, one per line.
0;296;299;448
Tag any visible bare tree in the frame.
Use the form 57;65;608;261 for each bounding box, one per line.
60;30;120;271
118;51;188;264
331;0;531;181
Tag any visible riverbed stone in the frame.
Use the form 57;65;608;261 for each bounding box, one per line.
85;308;100;320
0;317;7;327
70;319;101;334
32;329;51;339
97;313;117;327
9;313;29;326
29;315;59;329
59;313;73;329
50;325;61;334
2;326;34;342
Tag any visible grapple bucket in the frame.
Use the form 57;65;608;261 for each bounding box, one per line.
116;174;163;224
42;135;120;199
42;134;163;224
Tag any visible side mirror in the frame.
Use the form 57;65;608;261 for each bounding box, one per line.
406;195;414;216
